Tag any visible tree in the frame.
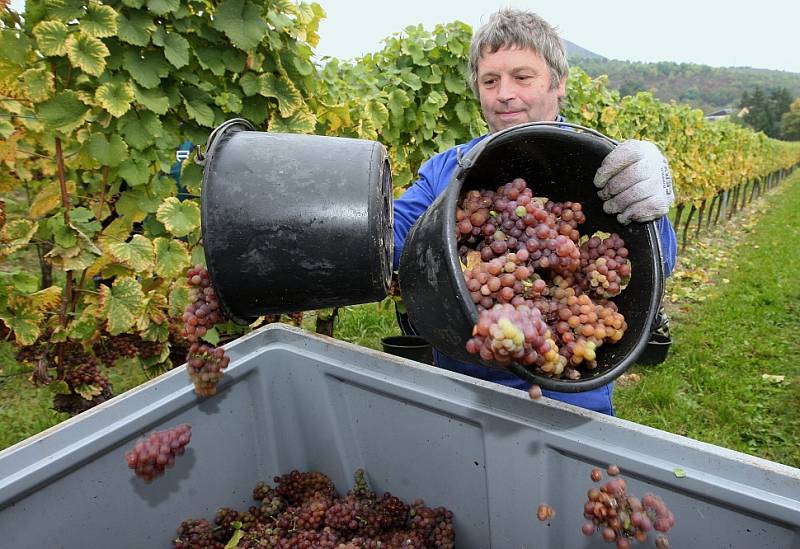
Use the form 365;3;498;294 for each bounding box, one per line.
780;98;800;141
739;86;793;137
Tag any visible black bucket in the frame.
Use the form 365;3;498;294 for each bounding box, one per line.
381;335;434;365
398;122;664;392
200;119;393;323
636;333;673;365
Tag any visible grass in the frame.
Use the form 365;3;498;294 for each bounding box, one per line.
615;172;800;467
2;173;800;469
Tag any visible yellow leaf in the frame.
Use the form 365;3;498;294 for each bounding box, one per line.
29;286;62;311
30;180;77;219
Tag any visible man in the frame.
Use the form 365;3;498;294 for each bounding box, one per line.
392;8;677;415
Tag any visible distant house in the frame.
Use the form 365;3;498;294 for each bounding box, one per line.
705;108;736;122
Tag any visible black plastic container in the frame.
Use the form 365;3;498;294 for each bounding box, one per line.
637;333;673;365
381;335;435;365
200;119;393;323
398;122;664;392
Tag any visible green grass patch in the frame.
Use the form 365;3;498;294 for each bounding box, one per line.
616;173;800;467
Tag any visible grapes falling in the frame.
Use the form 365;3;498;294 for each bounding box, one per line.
125;424;192;483
182;265;224;343
186;343;230;397
457;177;632;379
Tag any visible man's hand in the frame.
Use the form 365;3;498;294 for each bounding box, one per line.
593;140;675;224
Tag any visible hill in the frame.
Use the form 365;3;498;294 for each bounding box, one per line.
569;57;800;114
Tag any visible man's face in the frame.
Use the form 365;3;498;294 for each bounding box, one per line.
476;45;566;133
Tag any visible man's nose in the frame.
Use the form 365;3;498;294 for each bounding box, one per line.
496;76;515;102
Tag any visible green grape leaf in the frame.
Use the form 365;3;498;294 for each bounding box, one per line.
222;49;246;73
162;33;190;68
123;49;170;88
183;98;215;127
268;107;316;134
147;0;180;15
37;90;90;132
0;308;43;346
214;92;242;113
69;207;102;236
32;20;69;56
21;67;55;103
366;100;389;127
118;158;152;187
133;85;170;114
95;80;135;117
212;0;269;51
119;110;163;150
121;0;145;7
66;32;109;77
46;0;85;21
0;28;30;65
98;276;145;335
153;237;190;278
240;95;268;124
156;197;200;237
239;72;259;96
169;283;189;318
107;234;154;271
195;47;226;76
87;132;128;167
82;1;118;38
444;72;467;94
259;73;302;117
387;89;410;115
201;326;220;346
117;10;155;46
67;308;99;340
137;291;168;331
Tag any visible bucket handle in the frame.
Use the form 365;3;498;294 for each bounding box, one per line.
456;121;619;180
195;118;256;167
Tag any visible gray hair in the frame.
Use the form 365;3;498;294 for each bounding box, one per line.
468;8;569;96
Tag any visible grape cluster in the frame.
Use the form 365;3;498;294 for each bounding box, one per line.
173;469;455;548
64;360;109;391
173;518;222;549
182;265;224;343
125;424;191;483
92;333;165;367
581;465;675;548
457;177;632;379
575;233;632;299
185;343;230;397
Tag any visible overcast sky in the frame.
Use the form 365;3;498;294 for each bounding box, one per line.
7;0;799;73
315;0;800;73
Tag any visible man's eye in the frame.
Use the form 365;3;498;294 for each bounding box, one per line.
482;79;497;87
516;75;532;81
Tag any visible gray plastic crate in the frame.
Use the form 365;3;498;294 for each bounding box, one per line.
1;324;799;548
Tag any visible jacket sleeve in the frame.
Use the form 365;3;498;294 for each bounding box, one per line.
656;216;678;277
392;162;441;269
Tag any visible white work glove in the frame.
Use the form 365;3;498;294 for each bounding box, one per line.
593;140;675;224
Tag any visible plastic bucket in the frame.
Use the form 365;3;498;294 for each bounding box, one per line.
636;333;673;365
381;335;435;365
398;122;664;392
200;120;394;323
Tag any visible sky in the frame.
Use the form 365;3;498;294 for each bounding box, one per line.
6;0;799;73
313;0;800;73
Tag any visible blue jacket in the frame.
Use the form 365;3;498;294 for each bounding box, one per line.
393;125;678;416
